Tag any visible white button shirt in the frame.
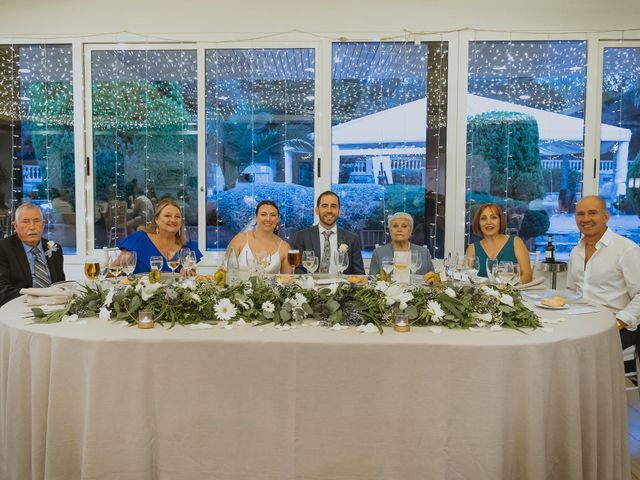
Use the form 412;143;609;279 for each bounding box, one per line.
567;228;640;329
318;224;338;274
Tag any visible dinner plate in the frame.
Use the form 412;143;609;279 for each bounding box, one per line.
535;301;569;310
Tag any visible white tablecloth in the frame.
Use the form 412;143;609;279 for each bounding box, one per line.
0;296;629;479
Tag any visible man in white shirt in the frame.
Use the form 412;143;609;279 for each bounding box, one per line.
292;190;365;275
567;195;640;356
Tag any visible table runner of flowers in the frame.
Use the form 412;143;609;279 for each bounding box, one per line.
30;276;540;333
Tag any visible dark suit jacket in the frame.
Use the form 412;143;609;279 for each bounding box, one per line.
292;225;365;274
0;235;65;306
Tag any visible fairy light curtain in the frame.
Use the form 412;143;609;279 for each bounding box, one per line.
205;48;315;251
90;48;197;248
0;44;75;250
331;41;448;256
465;40;587;257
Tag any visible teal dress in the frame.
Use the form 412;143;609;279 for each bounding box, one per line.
474;236;518;277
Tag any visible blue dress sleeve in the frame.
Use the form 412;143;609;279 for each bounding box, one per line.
118;231;155;274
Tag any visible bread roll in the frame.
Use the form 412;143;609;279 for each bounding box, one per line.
541;295;566;307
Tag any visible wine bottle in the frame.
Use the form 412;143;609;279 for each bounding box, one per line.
545;234;555;263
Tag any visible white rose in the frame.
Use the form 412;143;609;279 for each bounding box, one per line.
338;243;349;253
444;287;456;298
99;307;111;321
500;294;514;307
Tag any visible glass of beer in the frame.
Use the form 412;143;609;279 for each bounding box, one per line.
287;249;301;272
149;256;163;284
84;257;100;284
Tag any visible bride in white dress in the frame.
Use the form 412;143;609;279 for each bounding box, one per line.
225;200;292;274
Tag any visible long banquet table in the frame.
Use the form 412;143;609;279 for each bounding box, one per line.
0;295;630;479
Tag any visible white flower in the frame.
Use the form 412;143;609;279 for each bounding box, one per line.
136;281;163;301
444;287;456;298
190;293;202;303
293;292;307;307
182;278;196;291
500;294;514;307
214;298;237;321
104;287;116;307
383;283;414;310
44;240;58;258
473;312;493;323
62;314;78;323
262;301;275;313
99;307;111;321
338;243;349;253
427;300;445;322
482;286;501;299
243;282;253;295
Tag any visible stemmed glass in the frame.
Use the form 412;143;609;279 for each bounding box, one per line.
166;251;181;280
107;249;123;282
121;251;137;278
498;261;515;286
255;251;270;276
444;252;459;281
510;264;521;286
301;251;318;278
98;248;110;283
462;255;480;283
486;258;499;284
287;249;301;273
333;250;349;278
180;248;196;277
410;250;422;284
381;257;394;281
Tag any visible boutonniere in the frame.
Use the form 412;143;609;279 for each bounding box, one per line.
338;243;349;253
44;240;58;258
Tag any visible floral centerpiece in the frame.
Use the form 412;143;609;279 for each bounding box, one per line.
30;276;540;333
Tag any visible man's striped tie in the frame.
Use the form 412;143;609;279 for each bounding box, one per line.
31;247;51;288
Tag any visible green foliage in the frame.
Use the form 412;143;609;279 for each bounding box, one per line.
467;111;544;201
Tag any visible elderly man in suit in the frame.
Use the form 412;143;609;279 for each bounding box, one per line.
292;190;365;275
0;203;65;306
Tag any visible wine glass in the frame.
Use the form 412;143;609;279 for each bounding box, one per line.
84;256;100;285
510;263;521;286
107;249;123;282
287;249;301;273
149;255;163;284
166;251;181;280
255;251;270;276
333;250;349;278
180;248;196;277
410;250;423;284
498;261;515;286
444;252;459;281
486;258;499;284
462;255;480;283
381;256;394;281
121;251;137;278
301;251;318;277
98;248;110;283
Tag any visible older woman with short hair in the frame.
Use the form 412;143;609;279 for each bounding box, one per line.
369;212;434;276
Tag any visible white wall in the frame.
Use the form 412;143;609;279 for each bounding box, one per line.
0;0;639;37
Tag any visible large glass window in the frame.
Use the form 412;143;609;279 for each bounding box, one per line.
331;42;448;256
0;44;76;251
205;48;315;250
466;40;588;259
599;46;640;244
90;48;197;248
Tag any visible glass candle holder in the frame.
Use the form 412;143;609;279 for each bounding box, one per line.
137;310;155;329
394;311;410;332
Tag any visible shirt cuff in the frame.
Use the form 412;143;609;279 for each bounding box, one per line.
616;311;638;330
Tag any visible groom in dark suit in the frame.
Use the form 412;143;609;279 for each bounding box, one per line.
0;203;65;306
292;190;364;275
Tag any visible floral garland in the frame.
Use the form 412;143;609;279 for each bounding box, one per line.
30;276;541;333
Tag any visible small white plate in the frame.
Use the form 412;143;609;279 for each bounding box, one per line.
535;301;569;310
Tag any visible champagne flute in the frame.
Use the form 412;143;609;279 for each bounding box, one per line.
410;250;422;284
167;251;181;280
444;252;459;281
98;248;110;283
333;250;349;278
84;256;100;284
510;263;521;286
149;255;163;283
301;251;318;277
486;258;499;284
287;249;301;273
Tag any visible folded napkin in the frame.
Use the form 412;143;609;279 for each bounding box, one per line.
515;277;545;291
20;284;75;306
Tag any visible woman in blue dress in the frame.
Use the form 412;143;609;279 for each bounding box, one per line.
118;197;202;275
465;203;532;283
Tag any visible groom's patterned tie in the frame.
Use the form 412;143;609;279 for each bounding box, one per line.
31;247;51;288
320;230;333;273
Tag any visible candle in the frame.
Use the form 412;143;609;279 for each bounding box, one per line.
137;310;155;329
394;312;410;332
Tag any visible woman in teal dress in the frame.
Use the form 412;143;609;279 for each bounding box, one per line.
118;198;202;274
465;203;532;283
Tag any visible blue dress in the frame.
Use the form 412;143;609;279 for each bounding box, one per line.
118;230;202;274
474;236;518;277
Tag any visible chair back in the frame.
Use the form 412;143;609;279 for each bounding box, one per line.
360;229;388;251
